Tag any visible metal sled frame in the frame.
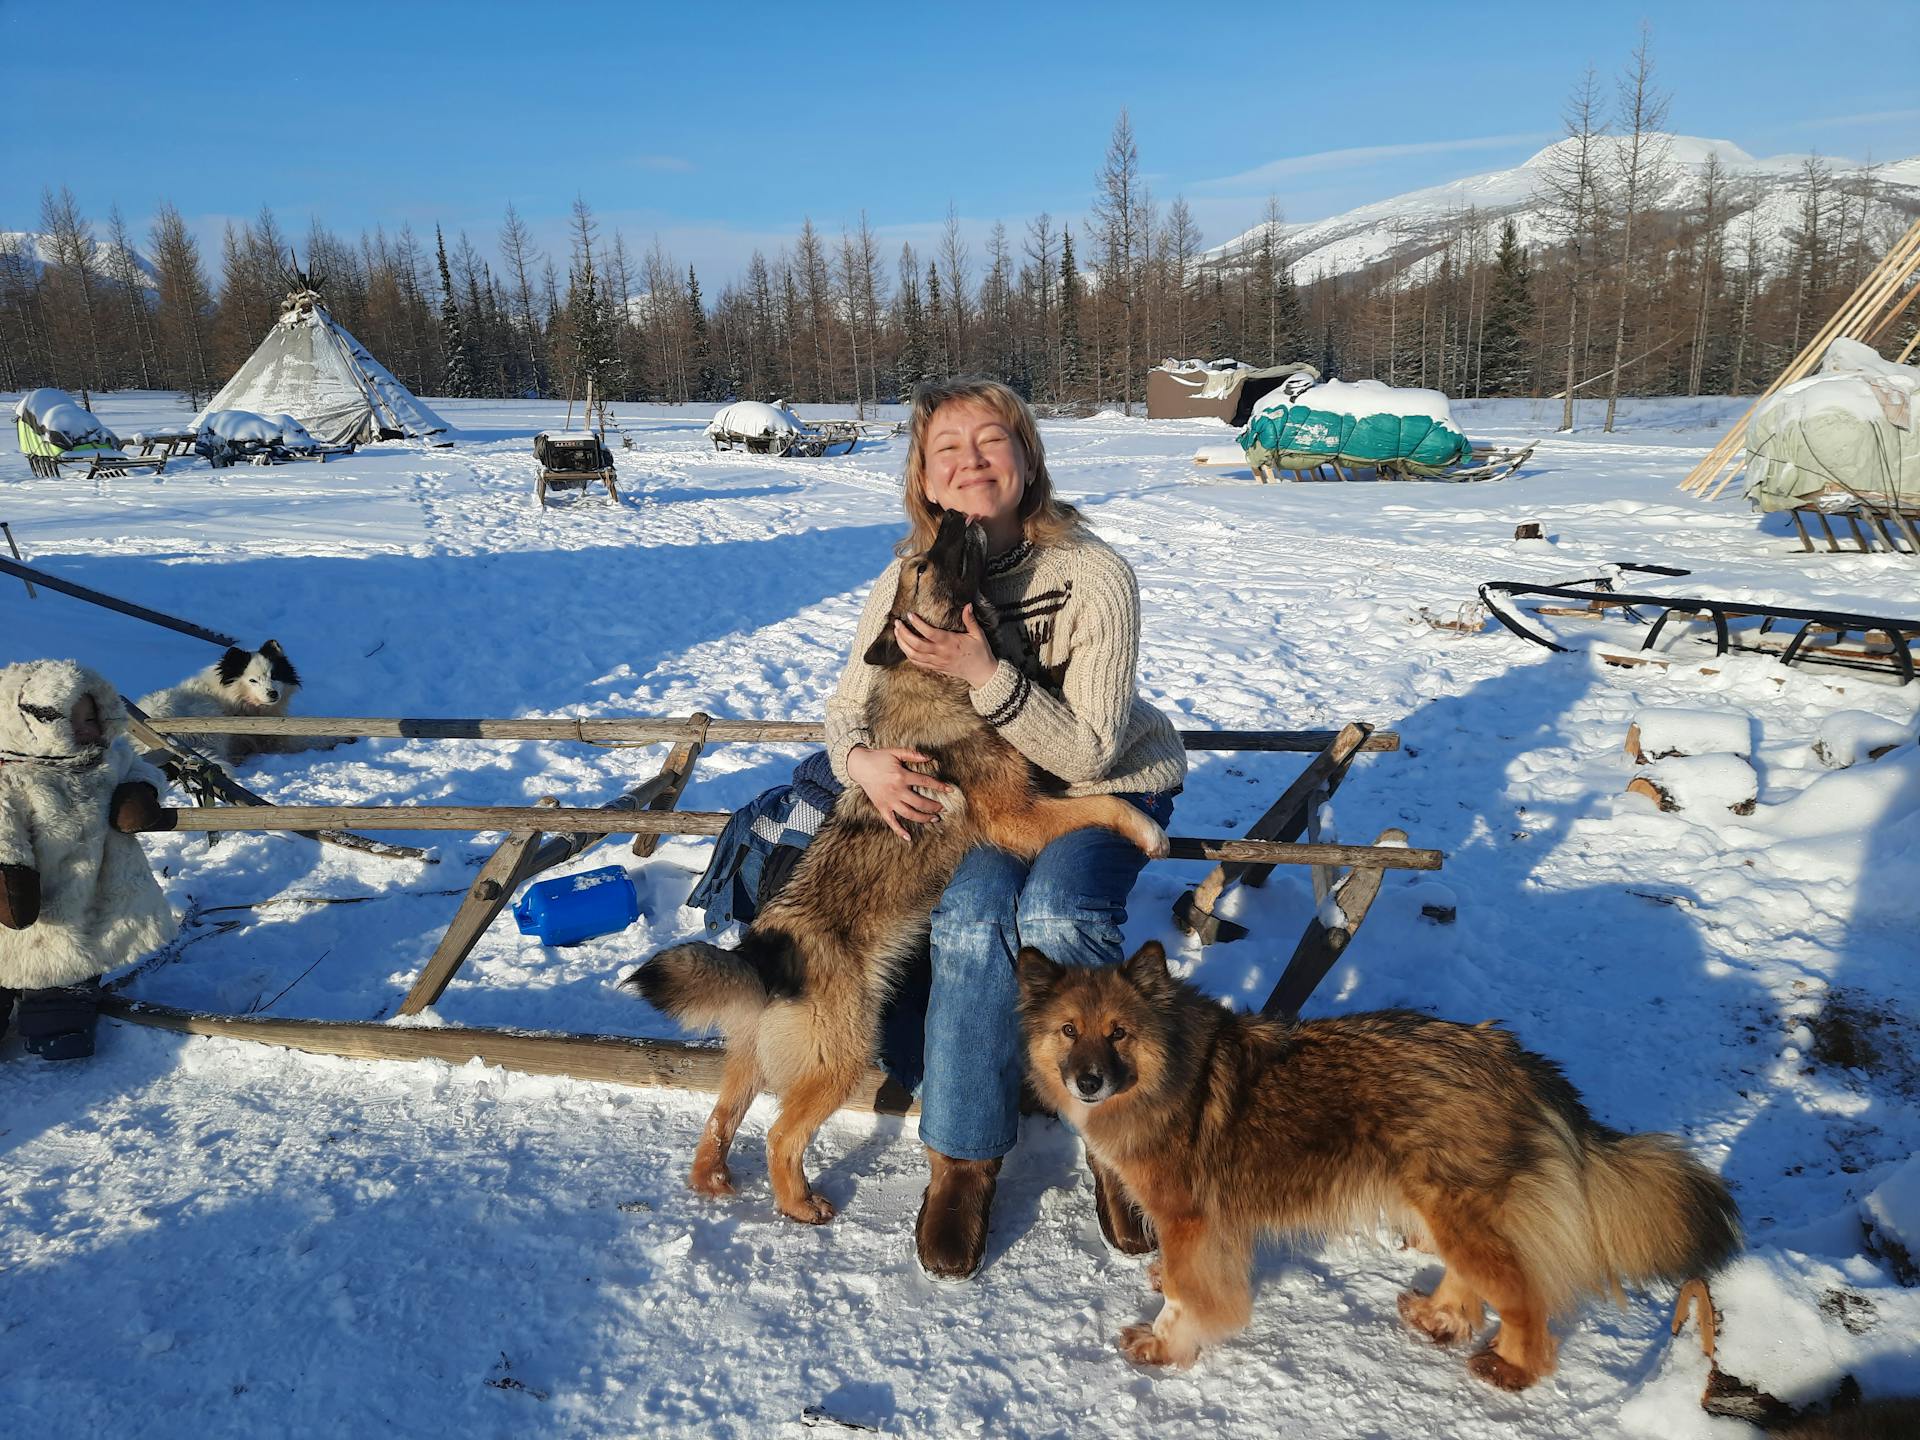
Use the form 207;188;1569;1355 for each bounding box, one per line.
100;712;1440;1112
1479;573;1920;685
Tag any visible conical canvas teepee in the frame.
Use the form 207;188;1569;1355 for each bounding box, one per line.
194;285;450;446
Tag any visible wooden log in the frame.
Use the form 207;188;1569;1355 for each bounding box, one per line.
159;804;1442;869
1260;828;1404;1018
398;822;546;1016
144;713;1402;754
97;997;914;1114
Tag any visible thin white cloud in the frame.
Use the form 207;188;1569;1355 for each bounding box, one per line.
1792;108;1920;131
1193;133;1554;192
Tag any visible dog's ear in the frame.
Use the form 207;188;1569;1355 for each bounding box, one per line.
863;625;906;668
260;640;300;687
1016;945;1067;997
215;647;251;684
1121;941;1170;989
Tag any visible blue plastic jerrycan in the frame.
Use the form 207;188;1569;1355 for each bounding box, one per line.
512;865;641;946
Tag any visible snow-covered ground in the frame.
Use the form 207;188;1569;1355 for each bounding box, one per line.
2;392;1916;1437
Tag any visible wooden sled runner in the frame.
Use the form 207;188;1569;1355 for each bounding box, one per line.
107;712;1441;1111
1194;439;1536;484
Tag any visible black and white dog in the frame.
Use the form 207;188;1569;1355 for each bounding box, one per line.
136;641;343;764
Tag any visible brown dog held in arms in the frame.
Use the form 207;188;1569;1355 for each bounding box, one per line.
1018;942;1741;1389
631;512;1168;1224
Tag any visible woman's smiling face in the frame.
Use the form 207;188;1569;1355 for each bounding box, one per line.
920;400;1028;530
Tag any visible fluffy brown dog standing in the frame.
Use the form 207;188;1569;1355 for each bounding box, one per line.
1018;942;1741;1389
631;513;1168;1224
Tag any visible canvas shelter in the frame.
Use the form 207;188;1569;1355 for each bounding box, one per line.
1147;361;1321;424
194;288;450;447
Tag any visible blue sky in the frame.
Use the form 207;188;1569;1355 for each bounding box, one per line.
6;0;1917;289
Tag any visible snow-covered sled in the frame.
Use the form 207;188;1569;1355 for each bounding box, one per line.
14;388;167;479
195;409;354;469
1744;339;1920;559
1193;378;1535;483
705;401;861;458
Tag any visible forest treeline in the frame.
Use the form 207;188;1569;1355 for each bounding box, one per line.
4;39;1916;426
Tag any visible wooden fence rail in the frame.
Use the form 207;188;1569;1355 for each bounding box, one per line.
162;805;1443;871
145;713;1401;753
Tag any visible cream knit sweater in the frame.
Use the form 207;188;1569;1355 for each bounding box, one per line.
825;530;1188;799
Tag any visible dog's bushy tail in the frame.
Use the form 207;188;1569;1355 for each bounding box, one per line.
1582;1130;1742;1288
626;941;772;1037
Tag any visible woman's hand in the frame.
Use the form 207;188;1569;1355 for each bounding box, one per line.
846;745;954;841
894;604;998;689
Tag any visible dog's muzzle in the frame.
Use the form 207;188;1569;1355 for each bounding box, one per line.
1069;1067;1115;1104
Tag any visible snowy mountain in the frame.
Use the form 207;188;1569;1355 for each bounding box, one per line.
1;229;159;286
1206;135;1920;282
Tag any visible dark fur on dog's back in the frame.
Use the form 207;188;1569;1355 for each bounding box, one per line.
630;513;1168;1225
1019;944;1740;1387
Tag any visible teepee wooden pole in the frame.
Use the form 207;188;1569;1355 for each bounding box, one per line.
1684;218;1920;500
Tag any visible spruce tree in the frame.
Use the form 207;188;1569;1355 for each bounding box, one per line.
686;264;716;401
1058;227;1084;402
434;225;475;399
896;261;928;399
1480;219;1536;396
925;262;947;377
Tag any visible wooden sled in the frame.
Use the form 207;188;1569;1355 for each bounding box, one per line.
1481;572;1920;686
112;712;1441;1108
1785;498;1920;558
709;419;861;458
1195;440;1536;484
534;430;619;507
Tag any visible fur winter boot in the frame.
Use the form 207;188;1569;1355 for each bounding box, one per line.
915;1147;1002;1280
16;982;100;1061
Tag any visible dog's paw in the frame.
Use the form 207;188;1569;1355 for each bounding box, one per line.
1135;818;1171;860
1398;1290;1476;1346
1467;1348;1538;1392
689;1161;736;1198
1146;1258;1164;1294
777;1190;837;1225
1118;1323;1195;1368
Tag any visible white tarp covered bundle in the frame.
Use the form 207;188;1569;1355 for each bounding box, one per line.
193;292;450;447
1745;338;1920;511
705;400;804;439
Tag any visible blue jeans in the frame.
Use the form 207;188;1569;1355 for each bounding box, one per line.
881;791;1177;1162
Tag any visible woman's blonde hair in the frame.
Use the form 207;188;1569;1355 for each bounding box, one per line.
899;377;1083;554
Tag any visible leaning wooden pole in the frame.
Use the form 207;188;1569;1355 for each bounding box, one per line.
1680;217;1920;500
